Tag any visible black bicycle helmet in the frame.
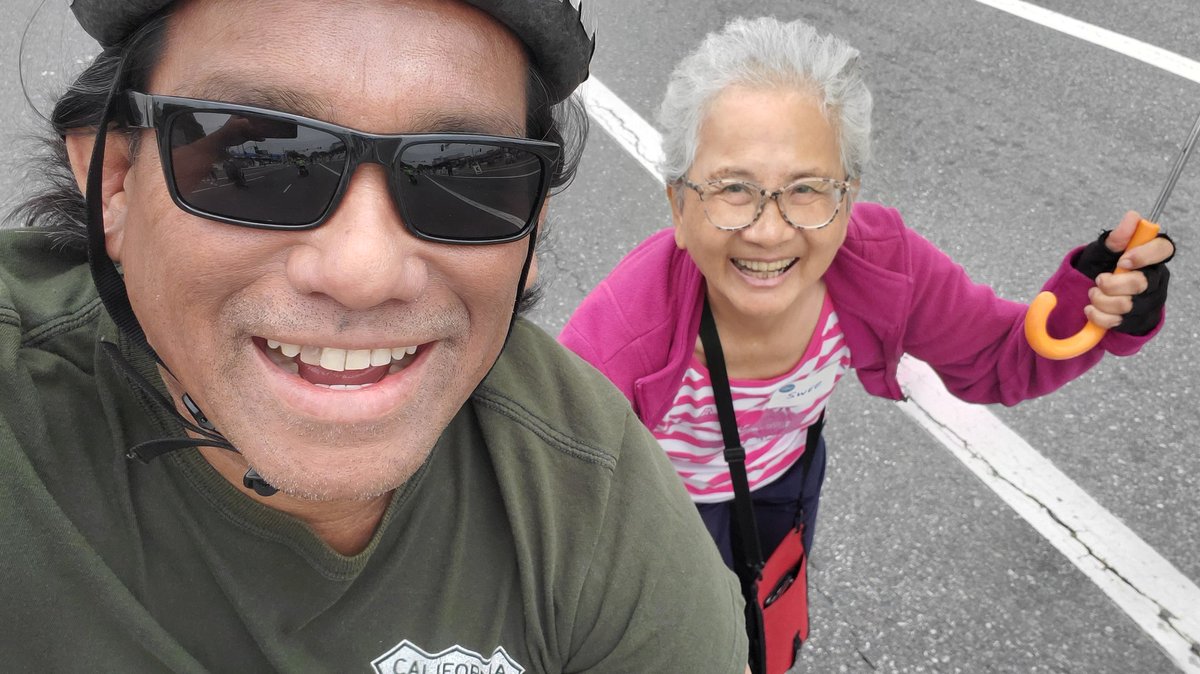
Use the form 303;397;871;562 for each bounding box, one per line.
70;0;594;103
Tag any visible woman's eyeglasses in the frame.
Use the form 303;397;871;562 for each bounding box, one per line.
122;91;561;244
680;176;851;231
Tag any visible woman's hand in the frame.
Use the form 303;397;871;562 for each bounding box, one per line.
1080;211;1174;333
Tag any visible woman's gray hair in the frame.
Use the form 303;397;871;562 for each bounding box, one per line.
658;17;873;184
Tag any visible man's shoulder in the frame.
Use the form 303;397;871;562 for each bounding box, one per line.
475;318;643;473
0;228;101;350
471;319;748;672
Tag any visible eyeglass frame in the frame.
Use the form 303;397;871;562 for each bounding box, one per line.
678;176;853;231
120;90;563;245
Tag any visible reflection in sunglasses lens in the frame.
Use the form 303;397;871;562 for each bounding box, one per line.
396;142;542;241
169;111;346;226
166;111;544;239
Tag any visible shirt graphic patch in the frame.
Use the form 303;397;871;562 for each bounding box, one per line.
372;640;525;674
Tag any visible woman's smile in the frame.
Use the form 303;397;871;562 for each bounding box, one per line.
731;256;799;280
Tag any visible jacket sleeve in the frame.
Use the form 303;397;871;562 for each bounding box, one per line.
558;284;641;407
900;229;1162;406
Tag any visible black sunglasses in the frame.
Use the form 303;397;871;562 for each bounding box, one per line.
121;91;561;244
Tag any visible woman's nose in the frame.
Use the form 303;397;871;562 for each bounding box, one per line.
741;193;795;245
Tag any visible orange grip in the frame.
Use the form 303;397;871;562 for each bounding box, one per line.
1024;219;1161;360
1114;219;1162;274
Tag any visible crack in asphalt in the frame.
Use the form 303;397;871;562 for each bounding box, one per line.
588;99;662;181
537;229;593;300
905;395;1200;655
807;570;880;671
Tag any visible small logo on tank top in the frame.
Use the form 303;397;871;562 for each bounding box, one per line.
371;640;525;674
765;359;841;409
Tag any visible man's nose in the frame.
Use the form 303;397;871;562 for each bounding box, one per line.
285;166;428;309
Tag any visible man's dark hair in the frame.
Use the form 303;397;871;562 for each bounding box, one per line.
9;6;588;313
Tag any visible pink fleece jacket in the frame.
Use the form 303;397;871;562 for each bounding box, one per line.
559;202;1161;429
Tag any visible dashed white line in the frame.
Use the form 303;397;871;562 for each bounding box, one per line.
579;6;1200;662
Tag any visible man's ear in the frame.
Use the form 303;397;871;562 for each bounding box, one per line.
525;247;539;289
64;129;133;261
523;199;551;289
666;183;687;250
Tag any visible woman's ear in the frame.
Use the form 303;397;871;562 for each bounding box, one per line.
64;129;134;261
666;183;687;250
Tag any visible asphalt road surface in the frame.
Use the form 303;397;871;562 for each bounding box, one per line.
2;1;1197;672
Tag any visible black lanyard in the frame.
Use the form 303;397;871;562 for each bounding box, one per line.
697;299;827;577
698;299;765;574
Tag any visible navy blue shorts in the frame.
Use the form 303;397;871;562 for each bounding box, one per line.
696;436;827;570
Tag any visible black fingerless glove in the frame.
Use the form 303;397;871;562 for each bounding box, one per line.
1071;230;1173;336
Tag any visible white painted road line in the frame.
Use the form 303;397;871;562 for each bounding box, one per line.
424;177;526;228
972;0;1200;85
580;78;664;181
896;357;1200;672
580;14;1200;663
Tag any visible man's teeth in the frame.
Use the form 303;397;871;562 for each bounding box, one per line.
734;258;797;273
275;342;301;357
265;339;418;372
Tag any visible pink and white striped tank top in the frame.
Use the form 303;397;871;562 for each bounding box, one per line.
651;294;851;503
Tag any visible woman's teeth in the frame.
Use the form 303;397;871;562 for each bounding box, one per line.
265;339;418;372
733;258;797;276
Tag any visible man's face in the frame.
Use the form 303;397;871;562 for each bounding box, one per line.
108;0;532;500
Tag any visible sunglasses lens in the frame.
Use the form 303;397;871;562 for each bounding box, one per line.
395;142;545;242
166;111;346;226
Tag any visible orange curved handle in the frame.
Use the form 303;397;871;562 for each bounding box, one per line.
1024;219;1161;360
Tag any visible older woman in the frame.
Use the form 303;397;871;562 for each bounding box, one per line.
559;16;1173;667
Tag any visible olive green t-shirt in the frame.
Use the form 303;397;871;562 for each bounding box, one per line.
0;229;747;672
